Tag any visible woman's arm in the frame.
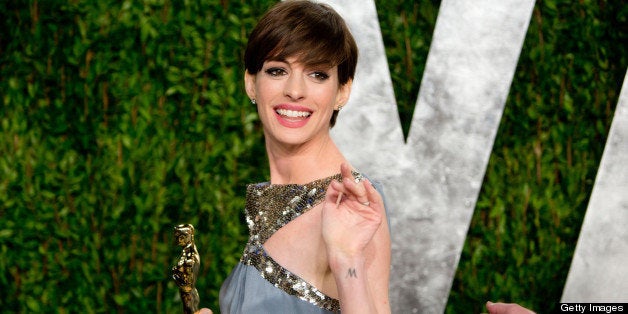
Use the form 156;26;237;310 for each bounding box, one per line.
322;163;391;313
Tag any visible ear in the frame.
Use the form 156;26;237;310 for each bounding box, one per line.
336;79;353;109
244;71;257;101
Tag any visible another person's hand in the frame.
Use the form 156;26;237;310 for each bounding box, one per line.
486;301;535;314
195;308;212;314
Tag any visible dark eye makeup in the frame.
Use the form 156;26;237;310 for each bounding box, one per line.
262;62;332;82
265;67;286;77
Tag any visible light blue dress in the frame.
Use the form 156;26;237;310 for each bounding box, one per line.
220;173;387;314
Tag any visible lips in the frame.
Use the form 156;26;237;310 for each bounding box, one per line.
273;104;312;128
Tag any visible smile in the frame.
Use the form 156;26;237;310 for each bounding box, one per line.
275;109;312;118
273;104;313;128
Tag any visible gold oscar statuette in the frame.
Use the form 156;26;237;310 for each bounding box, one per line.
172;224;200;314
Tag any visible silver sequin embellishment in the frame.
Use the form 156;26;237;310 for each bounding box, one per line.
240;173;361;312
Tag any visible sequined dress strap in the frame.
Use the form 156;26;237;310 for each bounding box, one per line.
240;172;363;312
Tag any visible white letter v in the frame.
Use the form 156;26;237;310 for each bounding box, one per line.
327;1;535;312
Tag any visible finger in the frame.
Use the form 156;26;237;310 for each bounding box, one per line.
340;162;364;187
486;301;535;314
329;183;349;209
336;163;368;203
340;163;364;187
325;179;342;202
330;178;369;210
486;301;497;314
347;197;382;223
364;179;383;206
344;176;369;204
335;192;343;207
340;162;354;181
339;174;368;203
486;301;504;314
327;179;355;210
330;178;348;194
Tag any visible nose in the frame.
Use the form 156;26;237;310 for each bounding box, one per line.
283;73;305;101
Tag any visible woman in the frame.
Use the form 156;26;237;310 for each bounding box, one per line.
213;1;391;313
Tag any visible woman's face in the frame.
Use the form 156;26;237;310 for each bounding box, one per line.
245;57;351;148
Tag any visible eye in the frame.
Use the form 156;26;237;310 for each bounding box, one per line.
265;67;287;77
310;71;330;81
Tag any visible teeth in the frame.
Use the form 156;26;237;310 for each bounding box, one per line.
276;109;311;118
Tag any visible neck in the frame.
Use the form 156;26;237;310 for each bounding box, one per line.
265;134;346;184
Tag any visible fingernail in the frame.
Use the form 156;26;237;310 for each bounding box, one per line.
336;192;343;207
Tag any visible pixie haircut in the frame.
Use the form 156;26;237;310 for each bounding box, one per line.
244;0;358;127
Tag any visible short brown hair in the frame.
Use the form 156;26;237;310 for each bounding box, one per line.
244;0;358;127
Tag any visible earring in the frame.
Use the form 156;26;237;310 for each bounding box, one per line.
251;99;256;105
336;105;343;111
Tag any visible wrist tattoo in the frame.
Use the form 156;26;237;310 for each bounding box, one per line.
346;268;357;278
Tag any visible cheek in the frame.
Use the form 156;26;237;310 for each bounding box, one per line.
255;79;282;100
317;87;342;108
254;100;276;127
255;102;269;120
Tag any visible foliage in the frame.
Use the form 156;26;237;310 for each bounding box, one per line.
375;0;441;139
447;0;628;312
1;0;626;313
1;0;270;312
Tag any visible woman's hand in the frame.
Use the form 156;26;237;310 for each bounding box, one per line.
322;163;383;264
321;163;388;313
195;308;212;314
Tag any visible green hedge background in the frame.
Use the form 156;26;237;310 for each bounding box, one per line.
1;0;626;313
